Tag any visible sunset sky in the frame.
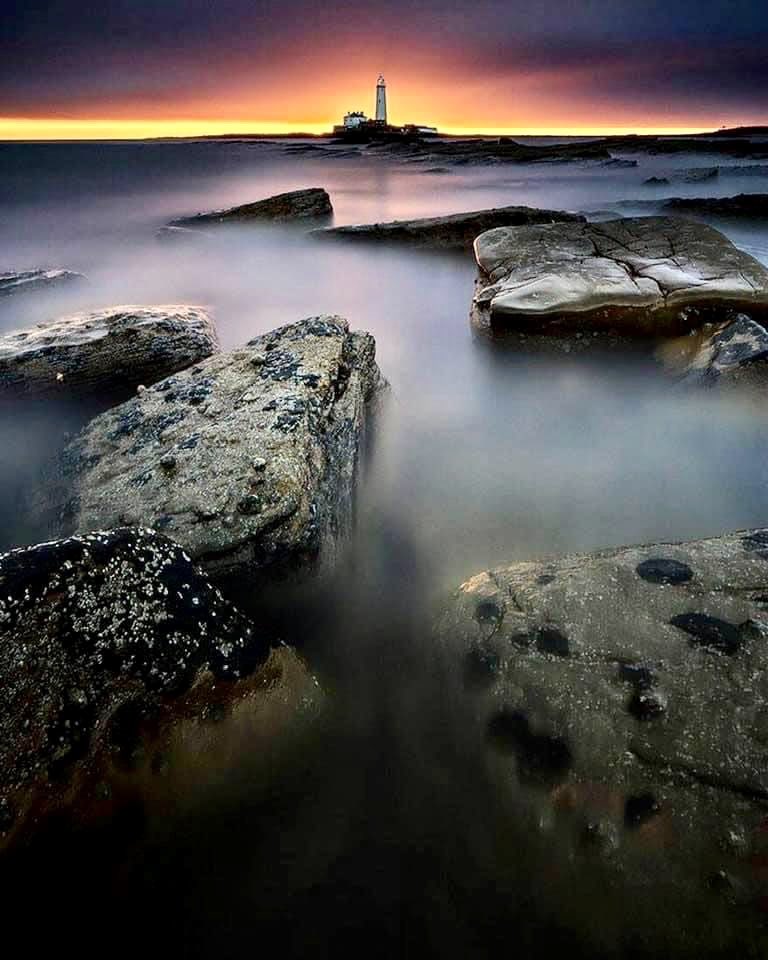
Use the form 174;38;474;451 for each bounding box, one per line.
2;0;766;139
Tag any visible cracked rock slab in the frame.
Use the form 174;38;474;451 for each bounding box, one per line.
472;216;768;338
0;526;272;839
311;205;585;252
40;316;385;581
169;187;332;228
438;529;768;901
0;269;85;299
0;305;219;404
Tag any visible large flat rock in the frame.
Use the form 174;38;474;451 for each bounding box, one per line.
0;305;218;403
472;216;768;338
311;206;585;252
42;316;385;581
438;529;768;911
0;269;85;299
169;187;332;228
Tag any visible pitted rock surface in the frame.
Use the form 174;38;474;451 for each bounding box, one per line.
170;187;332;227
0;269;85;299
471;216;768;337
0;305;219;402
0;527;268;829
43;316;385;580
311;205;584;252
438;529;768;900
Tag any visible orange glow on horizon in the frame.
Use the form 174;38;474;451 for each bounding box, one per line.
0;116;724;141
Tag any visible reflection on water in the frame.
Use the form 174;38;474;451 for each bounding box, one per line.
1;141;768;956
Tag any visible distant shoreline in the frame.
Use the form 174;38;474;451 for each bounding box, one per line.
1;126;766;145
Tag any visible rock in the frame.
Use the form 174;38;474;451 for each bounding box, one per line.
601;158;638;168
643;176;671;186
312;206;585;253
718;165;768;178
471;216;768;339
661;193;768;220
667;314;768;387
438;527;768;906
676;167;720;183
0;305;219;404
155;225;213;244
368;138;612;166
0;269;85;299
42;316;385;582
169;187;333;228
0;527;275;838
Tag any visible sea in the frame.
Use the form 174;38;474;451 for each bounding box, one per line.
1;137;768;957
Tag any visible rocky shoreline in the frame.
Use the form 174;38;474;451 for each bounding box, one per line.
4;170;768;948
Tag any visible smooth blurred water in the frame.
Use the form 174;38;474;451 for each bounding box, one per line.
2;140;768;571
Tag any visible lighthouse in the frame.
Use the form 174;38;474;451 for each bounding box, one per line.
375;75;387;124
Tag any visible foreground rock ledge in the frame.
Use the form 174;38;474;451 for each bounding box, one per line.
0;269;85;299
169;187;333;228
43;316;385;581
471;216;768;338
438;529;768;903
0;305;219;403
311;205;585;253
0;527;276;840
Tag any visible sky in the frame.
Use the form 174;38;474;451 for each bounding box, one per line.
1;0;767;139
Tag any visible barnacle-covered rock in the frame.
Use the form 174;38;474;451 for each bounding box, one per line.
41;316;386;581
0;304;218;404
0;526;274;841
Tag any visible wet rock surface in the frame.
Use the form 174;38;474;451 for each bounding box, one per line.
0;527;272;839
0;268;85;299
269;133;768;169
617;194;768;221
341;137;613;166
0;305;219;403
661;193;768;220
155;225;213;244
472;216;768;339
311;205;585;252
42;316;385;581
670;314;768;387
438;528;768;903
169;187;332;227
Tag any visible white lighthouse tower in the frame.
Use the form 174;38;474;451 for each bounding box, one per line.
375;75;387;124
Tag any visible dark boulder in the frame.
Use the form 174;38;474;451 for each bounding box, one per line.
312;205;585;253
169;187;333;228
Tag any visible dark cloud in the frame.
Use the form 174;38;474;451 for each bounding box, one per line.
1;0;766;120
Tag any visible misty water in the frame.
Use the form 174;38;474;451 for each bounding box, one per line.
2;140;768;957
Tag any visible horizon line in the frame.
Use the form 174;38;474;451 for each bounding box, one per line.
1;117;762;142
